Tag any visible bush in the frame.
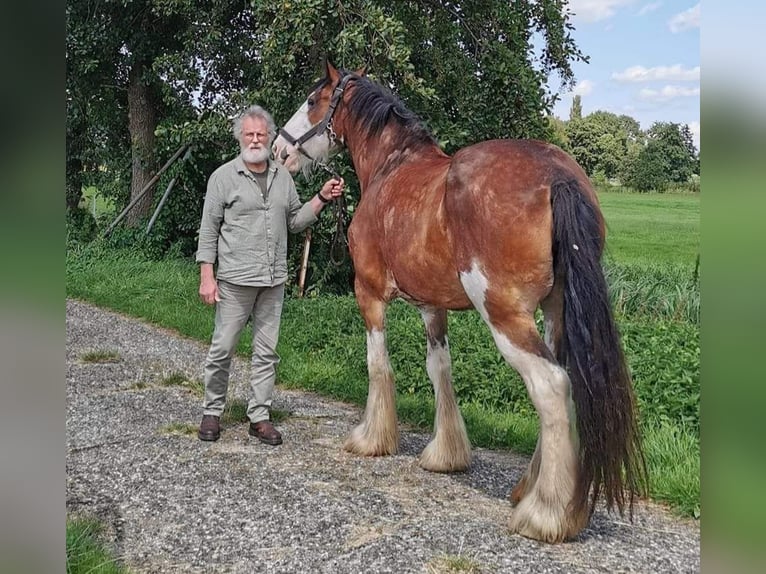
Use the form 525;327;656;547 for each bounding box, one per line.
66;207;99;245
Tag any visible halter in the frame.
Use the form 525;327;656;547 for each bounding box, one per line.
277;72;357;267
277;72;356;179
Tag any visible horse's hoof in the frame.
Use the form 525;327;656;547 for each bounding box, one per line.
343;424;398;457
418;440;471;473
508;489;587;543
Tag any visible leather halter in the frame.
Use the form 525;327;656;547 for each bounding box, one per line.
277;72;356;171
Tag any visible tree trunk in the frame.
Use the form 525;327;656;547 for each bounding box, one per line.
125;62;157;226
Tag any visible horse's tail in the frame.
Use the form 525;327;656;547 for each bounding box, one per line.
550;179;647;517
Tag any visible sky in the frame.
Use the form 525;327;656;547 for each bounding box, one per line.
550;1;700;148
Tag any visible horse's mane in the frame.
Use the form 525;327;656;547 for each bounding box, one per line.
332;72;438;148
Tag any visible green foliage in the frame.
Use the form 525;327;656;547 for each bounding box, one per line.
566;118;601;175
623;121;699;192
80;349;121;363
566;110;645;179
606;263;699;324
621;319;700;432
66;207;99;245
569;94;582;120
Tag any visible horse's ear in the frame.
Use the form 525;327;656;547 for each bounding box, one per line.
325;59;340;83
355;66;367;77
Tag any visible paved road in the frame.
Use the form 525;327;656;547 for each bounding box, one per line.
66;299;700;573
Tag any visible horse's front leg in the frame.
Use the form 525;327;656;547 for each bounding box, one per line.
344;287;399;457
418;307;471;472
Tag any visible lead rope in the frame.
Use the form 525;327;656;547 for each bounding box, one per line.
281;135;349;267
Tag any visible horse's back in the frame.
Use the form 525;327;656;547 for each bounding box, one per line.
447;139;594;205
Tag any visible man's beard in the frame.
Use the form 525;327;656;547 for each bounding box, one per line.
241;144;270;164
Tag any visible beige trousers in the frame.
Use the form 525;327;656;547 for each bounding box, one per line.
202;280;285;423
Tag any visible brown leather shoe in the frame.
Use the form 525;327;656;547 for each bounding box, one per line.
249;420;282;445
198;415;220;441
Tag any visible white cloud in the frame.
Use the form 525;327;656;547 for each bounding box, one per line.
638;85;700;101
572;79;595;96
567;0;636;23
638;2;662;16
612;64;700;82
688;121;700;148
668;3;700;33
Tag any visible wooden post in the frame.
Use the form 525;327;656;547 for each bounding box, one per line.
298;228;312;298
103;144;189;237
145;146;193;236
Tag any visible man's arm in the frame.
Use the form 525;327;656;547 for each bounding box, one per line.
196;172;224;306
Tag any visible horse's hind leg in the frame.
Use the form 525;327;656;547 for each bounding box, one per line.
492;313;584;542
461;268;584;542
344;289;399;457
510;286;563;506
418;307;471;472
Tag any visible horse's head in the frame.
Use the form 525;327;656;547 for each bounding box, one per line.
273;60;363;176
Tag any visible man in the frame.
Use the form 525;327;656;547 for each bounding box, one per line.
196;104;344;445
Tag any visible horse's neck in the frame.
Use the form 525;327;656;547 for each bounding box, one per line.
346;126;444;191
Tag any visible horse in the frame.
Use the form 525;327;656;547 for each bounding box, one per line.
273;61;646;543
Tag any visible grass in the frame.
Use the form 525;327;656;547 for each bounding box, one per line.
81;349;121;363
66;191;699;518
158;372;204;395
426;554;483;573
597;189;699;269
66;516;129;574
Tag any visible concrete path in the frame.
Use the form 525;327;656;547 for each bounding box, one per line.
66;299;700;573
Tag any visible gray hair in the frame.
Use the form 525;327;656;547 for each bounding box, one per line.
232;105;277;143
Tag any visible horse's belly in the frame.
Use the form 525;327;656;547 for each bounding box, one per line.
390;263;472;310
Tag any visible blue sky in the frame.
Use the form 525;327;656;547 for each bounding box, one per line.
550;1;700;147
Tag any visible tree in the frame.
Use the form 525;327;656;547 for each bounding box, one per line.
623;121;698;192
569;94;582;121
565;118;601;175
646;122;699;183
66;0;262;224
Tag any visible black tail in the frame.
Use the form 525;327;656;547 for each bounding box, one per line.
550;179;647;517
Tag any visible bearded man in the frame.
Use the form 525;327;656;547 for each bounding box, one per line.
195;105;344;444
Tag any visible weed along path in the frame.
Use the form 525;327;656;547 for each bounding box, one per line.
66;299;699;573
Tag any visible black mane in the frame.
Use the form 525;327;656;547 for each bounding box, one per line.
331;72;438;148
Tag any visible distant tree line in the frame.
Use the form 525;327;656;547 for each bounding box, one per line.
549;95;699;192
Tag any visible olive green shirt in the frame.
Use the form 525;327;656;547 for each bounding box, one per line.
196;155;317;286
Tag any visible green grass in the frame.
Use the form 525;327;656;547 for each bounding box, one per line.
81;349;121;363
66;191;700;518
66;516;129;574
158;372;204;395
597;189;699;269
426;554;482;573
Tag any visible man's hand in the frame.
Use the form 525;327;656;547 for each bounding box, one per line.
318;177;345;202
199;263;219;305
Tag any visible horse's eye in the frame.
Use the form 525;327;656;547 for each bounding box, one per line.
307;97;315;107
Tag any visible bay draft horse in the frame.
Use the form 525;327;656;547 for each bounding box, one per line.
273;62;646;543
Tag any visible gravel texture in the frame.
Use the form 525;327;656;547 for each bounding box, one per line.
66;299;700;573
